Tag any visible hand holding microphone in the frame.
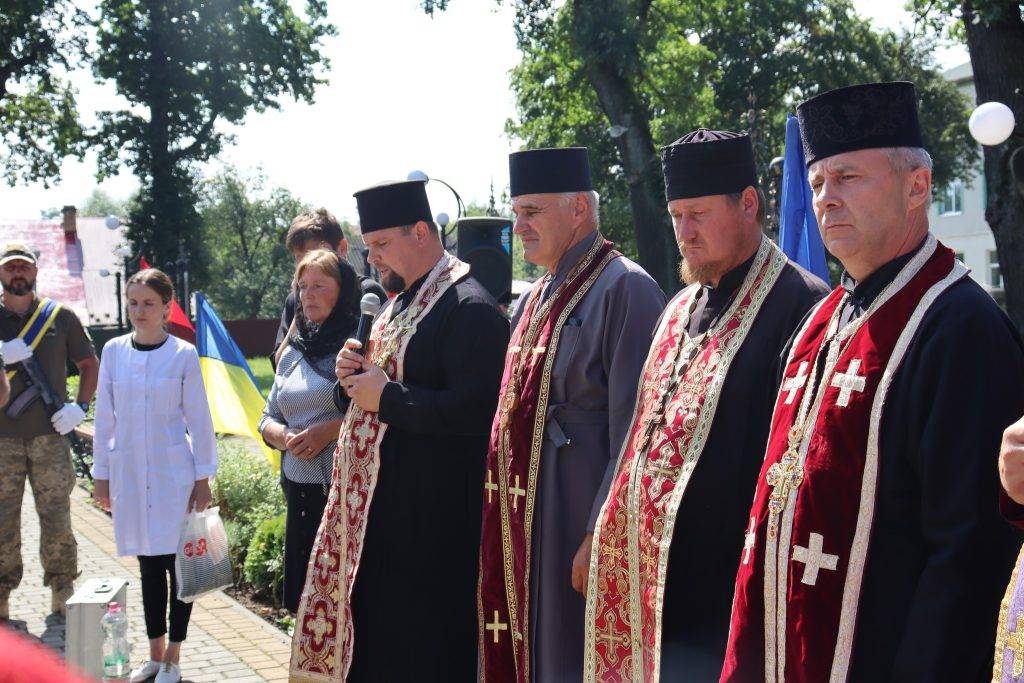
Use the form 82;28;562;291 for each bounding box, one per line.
336;293;381;383
337;293;388;412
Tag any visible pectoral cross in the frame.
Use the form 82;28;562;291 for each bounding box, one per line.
765;426;804;538
498;382;518;430
782;362;809;405
830;359;866;407
791;532;839;586
742;516;756;565
485;610;508;644
508;475;526;512
1007;614;1024;678
484;469;498;504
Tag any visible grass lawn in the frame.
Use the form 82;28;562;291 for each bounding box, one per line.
247;356;275;396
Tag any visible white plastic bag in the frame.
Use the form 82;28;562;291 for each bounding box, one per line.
175;507;233;603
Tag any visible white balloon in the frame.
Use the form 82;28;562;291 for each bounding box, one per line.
969;101;1016;146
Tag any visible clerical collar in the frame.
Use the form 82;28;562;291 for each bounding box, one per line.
552;231;599;282
840;237;927;310
702;250;757;302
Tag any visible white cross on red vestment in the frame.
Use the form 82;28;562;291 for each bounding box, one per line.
792;532;839;585
782;361;809;405
742;516;756;565
830;359;866;407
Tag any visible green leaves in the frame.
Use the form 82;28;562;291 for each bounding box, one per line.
90;0;335;288
199;167;305;320
0;0;89;186
505;0;978;257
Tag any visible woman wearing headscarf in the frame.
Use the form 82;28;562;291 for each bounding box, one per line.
259;249;360;612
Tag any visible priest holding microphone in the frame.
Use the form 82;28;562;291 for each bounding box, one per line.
288;178;508;682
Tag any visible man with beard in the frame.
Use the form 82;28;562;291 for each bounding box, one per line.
584;129;829;681
0;242;98;620
478;146;666;682
288;180;508;682
722;82;1024;682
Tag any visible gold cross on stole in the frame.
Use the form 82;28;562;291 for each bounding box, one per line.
765;426;805;538
485;610;508;643
484;469;498;504
508;475;526;511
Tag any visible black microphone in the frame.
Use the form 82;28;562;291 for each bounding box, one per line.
353;292;381;353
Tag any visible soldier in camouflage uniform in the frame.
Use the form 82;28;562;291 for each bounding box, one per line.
0;243;98;619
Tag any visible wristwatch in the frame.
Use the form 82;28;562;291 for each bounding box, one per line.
77;401;90;414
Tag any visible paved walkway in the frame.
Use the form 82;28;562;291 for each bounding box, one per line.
5;486;292;682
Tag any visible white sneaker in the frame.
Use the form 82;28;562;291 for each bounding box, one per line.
129;660;161;682
154;661;181;683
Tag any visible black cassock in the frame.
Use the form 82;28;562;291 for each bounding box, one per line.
807;247;1024;681
332;273;509;682
660;255;830;680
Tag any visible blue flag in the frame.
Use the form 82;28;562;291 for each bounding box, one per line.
194;292;278;468
779;115;830;284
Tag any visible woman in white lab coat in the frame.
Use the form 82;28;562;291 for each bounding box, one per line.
92;268;216;683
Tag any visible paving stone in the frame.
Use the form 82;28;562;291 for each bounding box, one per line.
7;487;291;681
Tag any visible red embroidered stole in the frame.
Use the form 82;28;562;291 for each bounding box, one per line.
289;254;471;682
478;238;619;683
721;236;965;683
583;238;787;682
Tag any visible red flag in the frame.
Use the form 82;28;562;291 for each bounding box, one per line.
139;256;197;344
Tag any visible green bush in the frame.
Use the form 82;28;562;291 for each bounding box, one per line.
244;512;286;603
211;438;284;567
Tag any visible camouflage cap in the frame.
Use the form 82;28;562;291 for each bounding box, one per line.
0;242;38;266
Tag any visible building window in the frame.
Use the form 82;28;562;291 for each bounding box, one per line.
937;180;964;216
989;249;1003;288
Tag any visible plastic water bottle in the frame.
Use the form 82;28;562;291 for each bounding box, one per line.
100;601;130;681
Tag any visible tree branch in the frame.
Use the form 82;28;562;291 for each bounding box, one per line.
172;110;219;162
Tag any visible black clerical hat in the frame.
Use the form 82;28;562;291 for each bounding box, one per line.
353;180;433;233
797;81;924;166
509;147;593;197
660;129;758;201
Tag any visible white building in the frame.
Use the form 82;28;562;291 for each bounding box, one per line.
928;62;1003;304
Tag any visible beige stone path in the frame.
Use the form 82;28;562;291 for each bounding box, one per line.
5;486;292;682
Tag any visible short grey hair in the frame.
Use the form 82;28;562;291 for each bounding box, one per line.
558;190;601;224
885;146;933;173
885;147;932;209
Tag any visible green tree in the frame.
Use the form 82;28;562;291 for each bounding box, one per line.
427;0;976;294
911;0;1024;330
79;188;130;217
92;0;335;290
198;167;306;320
0;0;89;186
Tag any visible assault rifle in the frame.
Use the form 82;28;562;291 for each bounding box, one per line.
4;357;91;481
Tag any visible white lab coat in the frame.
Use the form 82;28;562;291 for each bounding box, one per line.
92;334;218;557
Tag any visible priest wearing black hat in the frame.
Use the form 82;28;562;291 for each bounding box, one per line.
478;147;666;682
723;82;1024;682
289;179;509;682
582;129;829;682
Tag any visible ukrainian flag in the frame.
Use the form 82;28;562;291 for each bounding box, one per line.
195;292;279;469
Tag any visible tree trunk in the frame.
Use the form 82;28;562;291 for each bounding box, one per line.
571;3;679;294
962;1;1024;332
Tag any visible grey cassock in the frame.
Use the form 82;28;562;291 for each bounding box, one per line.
510;231;667;682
